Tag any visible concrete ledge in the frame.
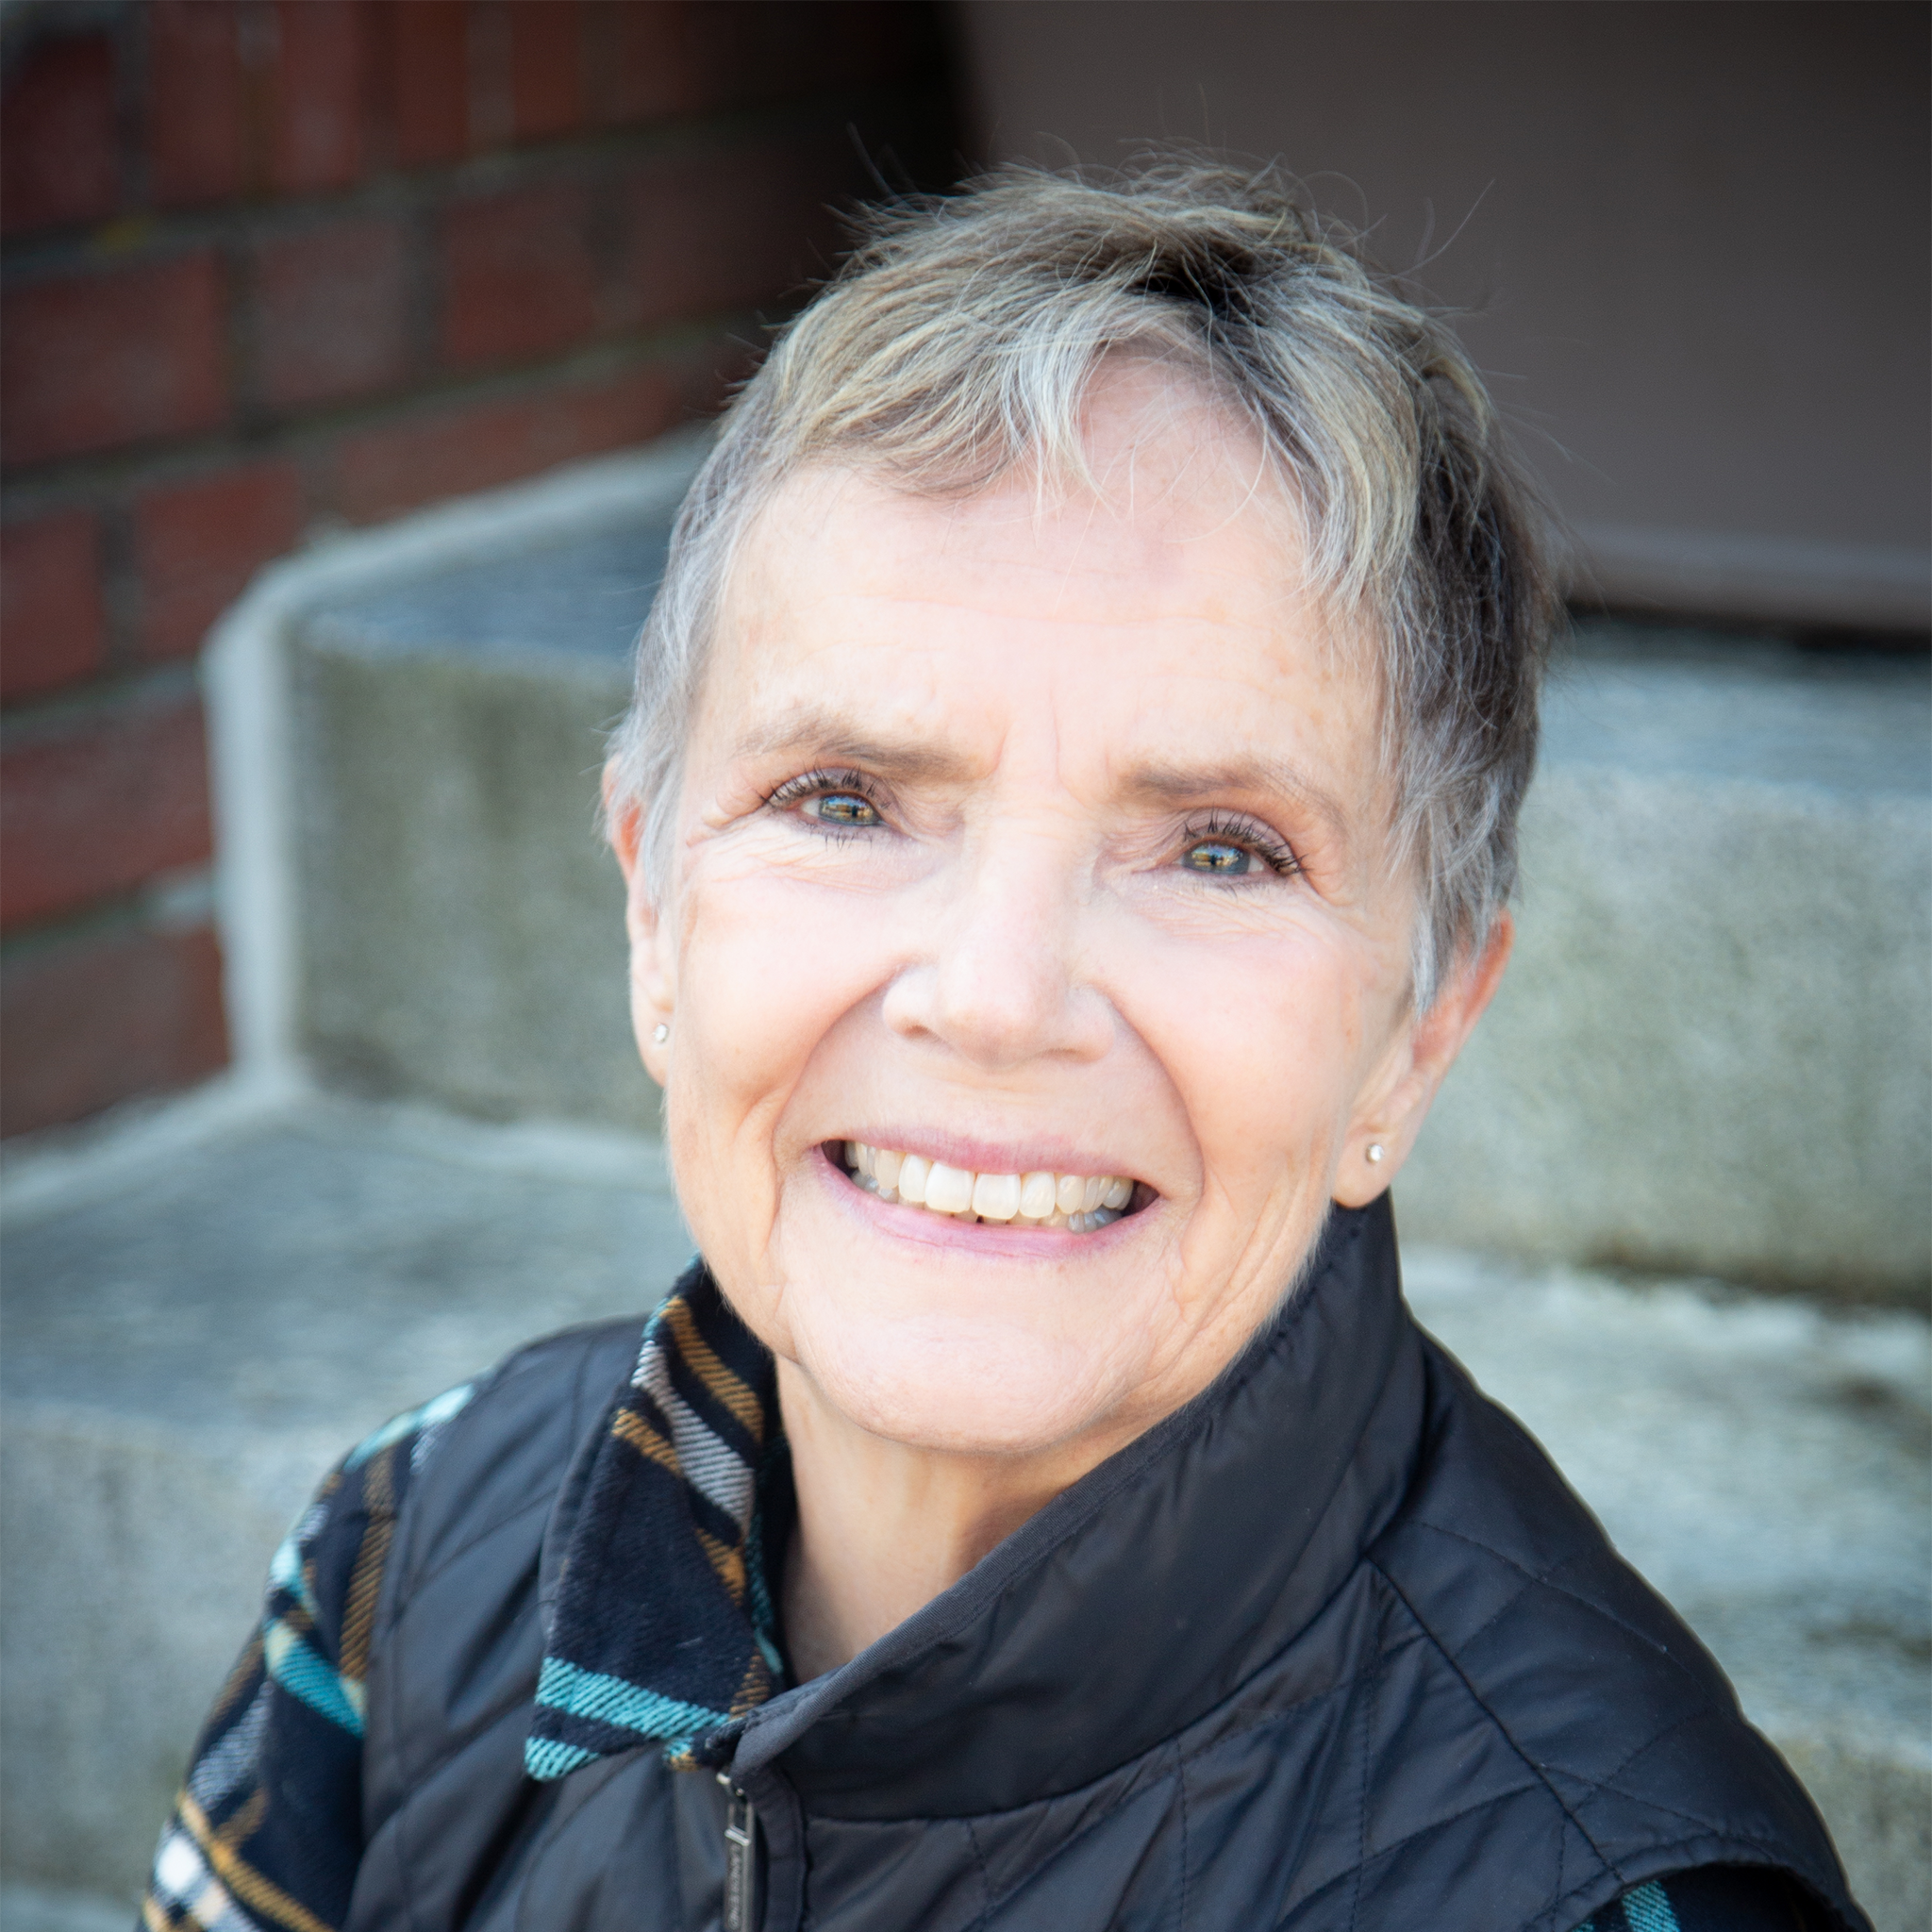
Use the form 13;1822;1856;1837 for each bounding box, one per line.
1403;632;1931;1296
203;429;709;1108
0;1887;131;1932
294;640;642;1124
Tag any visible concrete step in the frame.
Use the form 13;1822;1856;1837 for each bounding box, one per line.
202;442;1930;1300
1409;631;1930;1298
1;1091;691;1896
1;1094;1924;1922
0;1885;129;1932
290;494;673;1132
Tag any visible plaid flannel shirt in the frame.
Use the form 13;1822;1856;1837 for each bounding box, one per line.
142;1383;474;1932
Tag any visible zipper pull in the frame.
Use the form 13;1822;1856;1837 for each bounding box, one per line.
718;1772;760;1932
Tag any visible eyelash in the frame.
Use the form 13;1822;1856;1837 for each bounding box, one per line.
1178;810;1303;880
762;772;1301;878
761;767;887;836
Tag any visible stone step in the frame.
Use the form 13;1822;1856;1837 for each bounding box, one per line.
1;1094;1924;1923
2;1091;691;1900
0;1885;130;1932
202;441;1930;1299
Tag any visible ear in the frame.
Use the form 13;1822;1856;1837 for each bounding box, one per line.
1332;911;1513;1208
604;761;676;1087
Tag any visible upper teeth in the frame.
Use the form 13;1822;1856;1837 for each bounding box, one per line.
841;1142;1135;1232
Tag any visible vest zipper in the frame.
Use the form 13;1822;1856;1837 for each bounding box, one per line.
718;1773;760;1932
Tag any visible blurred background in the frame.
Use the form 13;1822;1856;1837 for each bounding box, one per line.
1;0;1926;1143
0;2;1925;1924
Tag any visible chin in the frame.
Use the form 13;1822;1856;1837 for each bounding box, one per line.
787;1301;1143;1457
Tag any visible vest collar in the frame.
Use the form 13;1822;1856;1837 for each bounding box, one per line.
739;1196;1424;1816
529;1196;1425;1815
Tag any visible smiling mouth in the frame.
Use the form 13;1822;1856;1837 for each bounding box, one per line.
835;1141;1142;1232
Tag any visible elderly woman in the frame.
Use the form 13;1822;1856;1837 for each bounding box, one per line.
146;162;1866;1932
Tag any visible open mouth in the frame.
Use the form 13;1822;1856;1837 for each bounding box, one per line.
835;1141;1144;1233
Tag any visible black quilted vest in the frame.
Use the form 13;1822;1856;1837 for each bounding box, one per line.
345;1200;1867;1931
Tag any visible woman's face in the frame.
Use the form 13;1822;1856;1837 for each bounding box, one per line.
620;366;1475;1460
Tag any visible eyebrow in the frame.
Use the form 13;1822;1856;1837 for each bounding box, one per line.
1122;757;1352;843
730;707;978;787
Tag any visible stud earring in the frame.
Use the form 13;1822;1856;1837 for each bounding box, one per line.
652;1022;670;1044
1366;1141;1386;1164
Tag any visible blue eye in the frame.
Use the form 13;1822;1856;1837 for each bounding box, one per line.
810;792;880;827
762;768;891;832
1183;840;1252;875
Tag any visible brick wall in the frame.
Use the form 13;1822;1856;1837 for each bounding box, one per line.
0;0;958;1139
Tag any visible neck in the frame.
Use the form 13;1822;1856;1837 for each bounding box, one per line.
775;1357;1128;1681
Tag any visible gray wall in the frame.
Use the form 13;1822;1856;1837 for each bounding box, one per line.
956;0;1931;628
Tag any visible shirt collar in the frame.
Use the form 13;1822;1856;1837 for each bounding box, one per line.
526;1262;785;1780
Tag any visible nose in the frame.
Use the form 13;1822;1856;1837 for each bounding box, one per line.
881;825;1112;1071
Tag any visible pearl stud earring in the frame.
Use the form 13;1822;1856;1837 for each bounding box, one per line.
652;1022;670;1044
1366;1141;1385;1164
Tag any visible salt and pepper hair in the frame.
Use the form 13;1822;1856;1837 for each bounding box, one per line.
607;157;1557;1008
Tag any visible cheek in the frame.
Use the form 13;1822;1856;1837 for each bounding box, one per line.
667;869;893;1196
1120;912;1374;1193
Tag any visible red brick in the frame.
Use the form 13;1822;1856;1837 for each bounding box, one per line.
439;178;599;369
329;358;688;522
267;0;369;192
0;692;212;931
134;460;306;662
619;133;853;329
149;0;248;208
0;512;108;705
1;253;229;468
588;0;695;125
1;32;121;238
0;918;226;1136
254;216;410;409
508;0;582;141
387;0;471;165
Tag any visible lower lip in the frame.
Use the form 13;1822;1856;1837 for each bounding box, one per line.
812;1145;1148;1258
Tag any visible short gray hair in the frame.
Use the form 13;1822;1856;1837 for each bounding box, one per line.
608;157;1557;1007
